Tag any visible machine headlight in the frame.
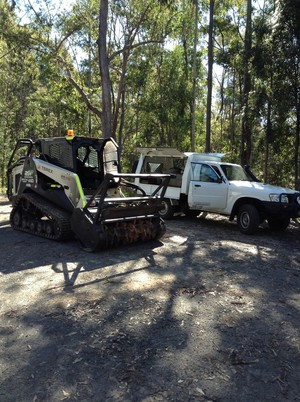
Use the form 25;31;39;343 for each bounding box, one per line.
269;193;289;203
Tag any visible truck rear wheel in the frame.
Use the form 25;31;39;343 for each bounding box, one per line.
268;216;290;231
159;199;174;219
237;204;260;234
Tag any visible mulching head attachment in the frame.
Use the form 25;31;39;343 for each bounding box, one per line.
71;172;172;251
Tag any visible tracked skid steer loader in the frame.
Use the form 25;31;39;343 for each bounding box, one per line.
7;131;171;251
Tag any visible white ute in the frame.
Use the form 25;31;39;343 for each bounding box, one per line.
134;148;300;234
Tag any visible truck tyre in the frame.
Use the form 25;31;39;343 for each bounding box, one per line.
268;216;290;231
237;204;260;234
159;199;174;219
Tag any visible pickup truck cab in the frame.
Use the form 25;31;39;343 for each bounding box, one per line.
134;148;300;234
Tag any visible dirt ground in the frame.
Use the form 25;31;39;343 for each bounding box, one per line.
1;194;300;402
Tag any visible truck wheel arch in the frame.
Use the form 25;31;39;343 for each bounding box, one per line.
230;198;264;222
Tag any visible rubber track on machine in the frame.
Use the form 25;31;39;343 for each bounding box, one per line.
10;192;73;241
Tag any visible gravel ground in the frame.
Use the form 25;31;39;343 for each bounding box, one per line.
1;194;300;402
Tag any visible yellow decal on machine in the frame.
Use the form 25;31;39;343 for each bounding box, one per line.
74;174;86;207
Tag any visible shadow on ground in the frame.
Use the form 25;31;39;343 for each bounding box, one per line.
1;206;300;401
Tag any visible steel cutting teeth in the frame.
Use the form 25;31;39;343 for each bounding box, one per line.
98;219;165;249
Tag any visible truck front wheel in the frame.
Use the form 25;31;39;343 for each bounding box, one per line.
237;204;260;234
159;199;174;220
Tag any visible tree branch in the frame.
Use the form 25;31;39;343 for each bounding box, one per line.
56;29;81;53
109;39;164;61
58;56;102;119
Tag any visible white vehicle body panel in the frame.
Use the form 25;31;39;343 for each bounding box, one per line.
134;149;299;219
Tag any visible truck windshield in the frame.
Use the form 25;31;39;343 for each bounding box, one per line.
221;164;253;181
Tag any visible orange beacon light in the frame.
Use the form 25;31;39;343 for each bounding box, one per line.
66;129;75;140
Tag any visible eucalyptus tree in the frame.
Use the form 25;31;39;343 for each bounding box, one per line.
240;0;252;166
271;0;300;188
52;0;178;149
211;0;246;159
0;0;40;185
248;0;278;182
170;0;208;152
250;0;300;187
107;0;176;147
134;44;200;151
205;0;214;153
191;0;199;152
212;0;276;169
99;0;111;138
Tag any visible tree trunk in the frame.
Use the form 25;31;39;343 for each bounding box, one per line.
295;102;300;190
112;50;129;140
118;89;126;157
264;98;272;183
240;0;252;166
230;66;236;156
191;0;199;152
98;0;112;138
205;0;214;153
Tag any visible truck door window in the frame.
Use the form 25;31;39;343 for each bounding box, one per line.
191;163;219;182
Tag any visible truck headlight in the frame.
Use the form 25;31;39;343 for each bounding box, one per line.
269;194;289;203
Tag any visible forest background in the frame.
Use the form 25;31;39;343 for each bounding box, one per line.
1;0;300;190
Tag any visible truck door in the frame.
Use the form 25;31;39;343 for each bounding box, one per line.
188;163;228;210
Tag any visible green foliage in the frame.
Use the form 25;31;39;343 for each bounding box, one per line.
1;0;300;190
